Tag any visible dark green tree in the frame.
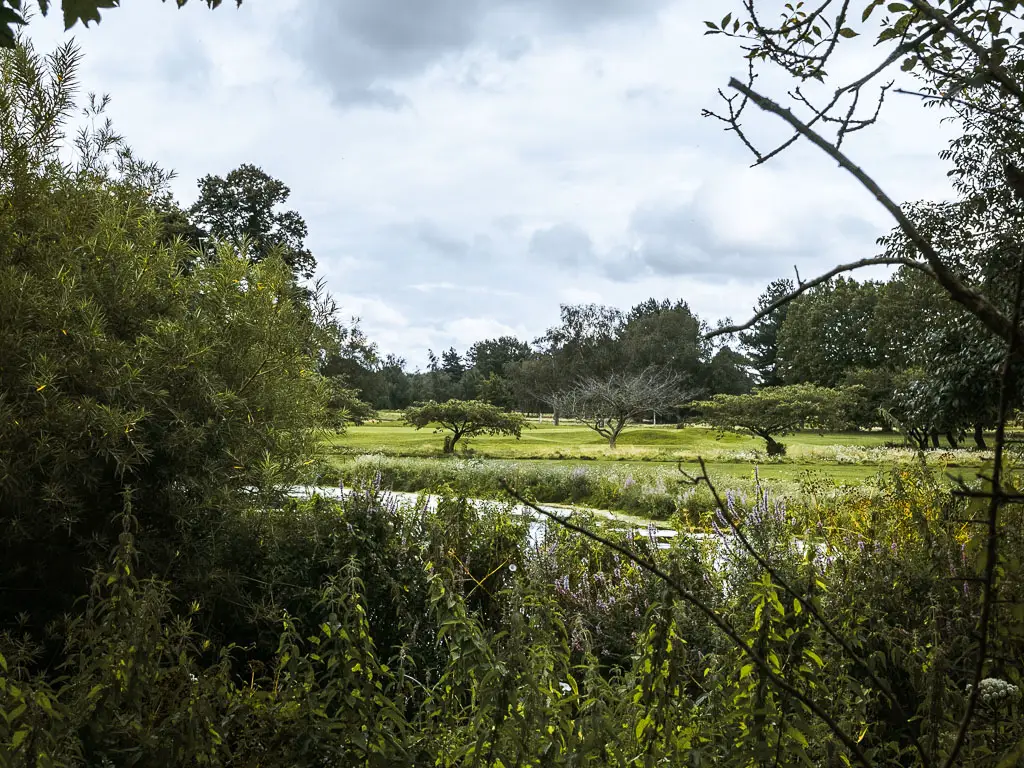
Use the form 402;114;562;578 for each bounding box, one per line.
776;277;882;387
618;298;709;381
702;347;755;396
695;385;853;456
441;346;465;381
739;278;794;386
538;303;623;380
468;336;531;379
189;163;316;280
404;399;526;454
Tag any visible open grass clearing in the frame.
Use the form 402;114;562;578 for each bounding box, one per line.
327;419;993;472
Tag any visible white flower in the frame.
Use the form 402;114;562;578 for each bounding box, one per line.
559;682;572;694
967;678;1020;705
508;563;517;572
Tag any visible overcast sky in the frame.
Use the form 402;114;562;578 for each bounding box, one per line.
28;1;960;369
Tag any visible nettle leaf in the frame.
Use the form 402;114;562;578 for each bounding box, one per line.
62;0;120;30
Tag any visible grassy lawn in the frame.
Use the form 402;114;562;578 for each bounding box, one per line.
324;414;992;494
329;417;899;462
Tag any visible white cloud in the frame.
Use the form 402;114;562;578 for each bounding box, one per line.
24;1;959;368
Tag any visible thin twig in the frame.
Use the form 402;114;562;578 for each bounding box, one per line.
727;78;1020;349
709;256;932;337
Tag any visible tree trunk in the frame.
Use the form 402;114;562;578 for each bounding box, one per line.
761;434;786;457
930;429;940;450
945;431;958;449
974;422;987;450
608;433;617;449
553;408;560;427
443;435;454;454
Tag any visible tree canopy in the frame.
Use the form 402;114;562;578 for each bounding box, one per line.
695;385;854;456
0;34;335;625
189;163;316;281
404;399;526;454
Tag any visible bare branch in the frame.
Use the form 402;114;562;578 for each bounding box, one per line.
726;78;1020;349
708;256;932;338
498;480;872;768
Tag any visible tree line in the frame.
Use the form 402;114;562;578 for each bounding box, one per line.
330;264;1013;453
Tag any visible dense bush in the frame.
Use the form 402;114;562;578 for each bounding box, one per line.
0;39;337;627
3;469;1022;766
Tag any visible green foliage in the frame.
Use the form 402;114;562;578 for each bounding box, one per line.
335;454;726;522
3;468;1022;766
739;278;794;386
0;36;334;625
0;1;241;48
189;163;316;281
404;399;527;453
776;277;883;387
695;385;855;456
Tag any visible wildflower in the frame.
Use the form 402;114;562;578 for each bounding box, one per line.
508;563;517;573
967;678;1020;704
559;682;572;694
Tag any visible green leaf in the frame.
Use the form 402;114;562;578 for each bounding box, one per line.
804;649;825;668
838;27;858;37
786;725;810;748
862;0;884;22
739;663;754;679
0;5;25;48
11;729;29;749
887;2;909;11
62;0;120;31
901;56;917;71
997;737;1024;768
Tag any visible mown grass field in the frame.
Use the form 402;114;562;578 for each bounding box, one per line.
325;411;989;484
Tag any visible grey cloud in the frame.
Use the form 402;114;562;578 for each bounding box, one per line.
412;220;471;258
528;223;594;267
601;201;879;281
288;0;669;106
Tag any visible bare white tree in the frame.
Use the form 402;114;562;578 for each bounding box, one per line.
559;367;689;448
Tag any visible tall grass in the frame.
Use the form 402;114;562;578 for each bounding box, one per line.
324;454;879;525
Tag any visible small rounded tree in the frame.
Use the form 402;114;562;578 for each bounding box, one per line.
404;399;527;454
694;384;853;456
